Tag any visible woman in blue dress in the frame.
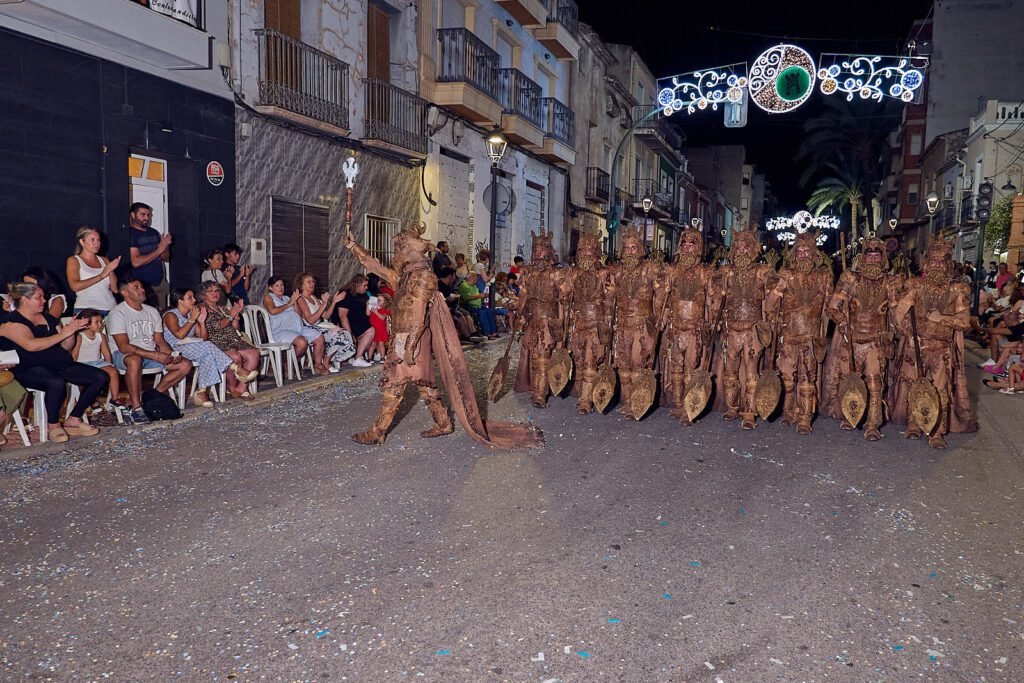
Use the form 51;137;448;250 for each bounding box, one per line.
262;275;328;375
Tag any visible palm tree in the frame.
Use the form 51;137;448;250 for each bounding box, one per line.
797;98;899;235
806;157;863;244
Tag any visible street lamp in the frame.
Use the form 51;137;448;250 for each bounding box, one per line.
888;217;898;231
485;127;508;311
926;191;940;234
641;195;654;215
1003;180;1018;193
691;217;704;232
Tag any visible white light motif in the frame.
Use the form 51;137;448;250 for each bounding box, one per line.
342;157;359;189
749;44;816;114
657;63;748;117
817;55;929;103
765;210;839;245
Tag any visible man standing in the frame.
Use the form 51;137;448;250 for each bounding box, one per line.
432;241;452;276
223;243;254;304
766;232;833;435
514;232;569;407
606;226;665;418
107;278;193;424
715;230;776;430
128;202;172;308
659;228;716;425
564;233;612;414
823;235;903;440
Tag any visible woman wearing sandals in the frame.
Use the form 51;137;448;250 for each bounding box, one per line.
196;281;262;401
293;272;355;372
0;283;105;442
263;275;329;375
163;289;258;407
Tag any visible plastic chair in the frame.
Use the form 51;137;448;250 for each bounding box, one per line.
4;408;31;447
245;305;299;384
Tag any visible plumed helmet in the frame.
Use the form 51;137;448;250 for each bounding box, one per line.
675;228;704;257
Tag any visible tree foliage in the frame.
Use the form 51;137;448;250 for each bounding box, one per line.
985;195;1014;252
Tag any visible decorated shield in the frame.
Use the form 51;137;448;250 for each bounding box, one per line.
908;378;940;434
548;348;574;396
838;373;868;427
754;370;781;420
683;369;713;422
630;368;658;420
487;358;507;404
592;364;617;413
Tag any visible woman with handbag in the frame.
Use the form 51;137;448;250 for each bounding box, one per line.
196;281;261;400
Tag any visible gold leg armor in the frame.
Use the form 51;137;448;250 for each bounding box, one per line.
741;379;758;430
532;356;550;408
577;368;597;415
418;385;454;438
353;383;405;445
722;375;740;421
928;393;949;449
864;376;884;441
668;371;688;424
796;382;816;435
780;379;796;426
618;370;634;417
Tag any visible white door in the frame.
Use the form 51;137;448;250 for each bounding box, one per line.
129;158;170;286
438;151;472;257
523;183;545;238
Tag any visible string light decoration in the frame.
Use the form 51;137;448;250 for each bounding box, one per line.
765;210;839;245
817;55;928;103
749;44;816;114
657;63;748;116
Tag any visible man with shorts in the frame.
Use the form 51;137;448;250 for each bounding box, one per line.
107;278;192;424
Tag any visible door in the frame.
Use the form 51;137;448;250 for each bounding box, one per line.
129;154;169;286
439;150;471;257
264;0;301;93
271;198;330;289
367;4;391;81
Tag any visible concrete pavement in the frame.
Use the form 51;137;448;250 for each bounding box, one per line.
0;343;1021;681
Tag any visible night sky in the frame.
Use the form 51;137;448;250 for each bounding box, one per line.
578;0;934;210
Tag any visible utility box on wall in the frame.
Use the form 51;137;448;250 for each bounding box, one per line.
250;238;267;266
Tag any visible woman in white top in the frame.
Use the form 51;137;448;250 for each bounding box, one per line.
200;249;231;294
293;272;354;370
66;226;120;316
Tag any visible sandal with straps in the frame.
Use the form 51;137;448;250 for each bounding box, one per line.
48;427;70;443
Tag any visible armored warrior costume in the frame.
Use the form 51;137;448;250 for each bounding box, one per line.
766;232;834;435
514;231;569;408
714;230;777;430
564;233;612;414
822;236;903;440
659;228;716;425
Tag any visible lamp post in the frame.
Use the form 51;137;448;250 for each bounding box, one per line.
485;127;508;311
926;191;940;234
888;217;898;232
641;194;653;247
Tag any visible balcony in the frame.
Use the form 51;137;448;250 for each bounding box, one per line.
615;188;636;221
255;29;350;134
633;179;671;217
634;105;682;156
533;0;580;61
585;167;611;203
497;68;545;148
0;0;210;69
363;79;429;158
495;0;549;27
539;97;575;165
434;28;502;125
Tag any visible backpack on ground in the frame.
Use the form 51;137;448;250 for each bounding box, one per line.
141;388;182;421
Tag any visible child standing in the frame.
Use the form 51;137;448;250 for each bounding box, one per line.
71;310;121;411
367;292;391;364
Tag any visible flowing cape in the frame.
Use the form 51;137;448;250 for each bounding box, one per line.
429;292;544;449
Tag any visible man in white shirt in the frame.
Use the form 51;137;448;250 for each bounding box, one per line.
107;278;192;423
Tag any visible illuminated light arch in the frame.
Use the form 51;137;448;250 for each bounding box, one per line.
765;210;840;245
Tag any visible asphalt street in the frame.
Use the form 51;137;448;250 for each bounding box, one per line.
0;342;1021;682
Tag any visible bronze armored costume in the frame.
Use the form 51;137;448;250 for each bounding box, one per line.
514;232;569;408
564;233;612;414
822;236;903;440
346;225;542;449
607;227;665;418
659;228;716;424
714;230;777;430
890;240;977;448
766;232;833;434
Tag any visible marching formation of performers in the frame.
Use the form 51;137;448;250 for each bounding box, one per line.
509;225;976;449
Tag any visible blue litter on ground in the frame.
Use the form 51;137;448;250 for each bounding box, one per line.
315;629;329;639
115;498;126;503
663;593;673;600
929;572;938;578
607;618;621;624
739;506;747;515
436;649;450;656
577;651;590;658
831;510;839;516
689;561;702;567
892;645;904;651
659;521;669;527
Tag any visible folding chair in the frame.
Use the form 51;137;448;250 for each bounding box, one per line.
245;305;300;384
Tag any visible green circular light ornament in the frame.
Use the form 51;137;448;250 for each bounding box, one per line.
749;44;817;114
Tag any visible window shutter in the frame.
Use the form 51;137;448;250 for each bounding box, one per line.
265;0;301;38
367;4;391;82
441;0;463;28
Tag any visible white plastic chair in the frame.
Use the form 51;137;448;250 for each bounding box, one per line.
4;408;31;447
244;305;298;385
115;365;187;416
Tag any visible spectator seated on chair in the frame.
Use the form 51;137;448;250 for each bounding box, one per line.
0;360;27;452
978;287;1024;365
294;272;353;372
107;278;193;424
196;281;261;399
0;282;104;442
438;267;481;342
71;309;122;412
164;288;254;407
21;266;66;319
331;274;375;367
262;275;329;375
458;273;497;338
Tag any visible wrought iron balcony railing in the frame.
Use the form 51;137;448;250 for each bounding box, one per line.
541;97;574;147
585;167;611;202
634;179;670;212
364;79;429;155
616;188;635;220
437;28;500;101
255;28;350;130
546;0;579;37
497;68;544;129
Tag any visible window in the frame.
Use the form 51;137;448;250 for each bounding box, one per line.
265;0;300;38
907;182;919;206
365;215;400;268
910;133;923;156
271;198;330;287
367;3;391;81
636;81;645;105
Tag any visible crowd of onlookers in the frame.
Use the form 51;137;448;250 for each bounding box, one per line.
973;261;1024;394
0;206;522;452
